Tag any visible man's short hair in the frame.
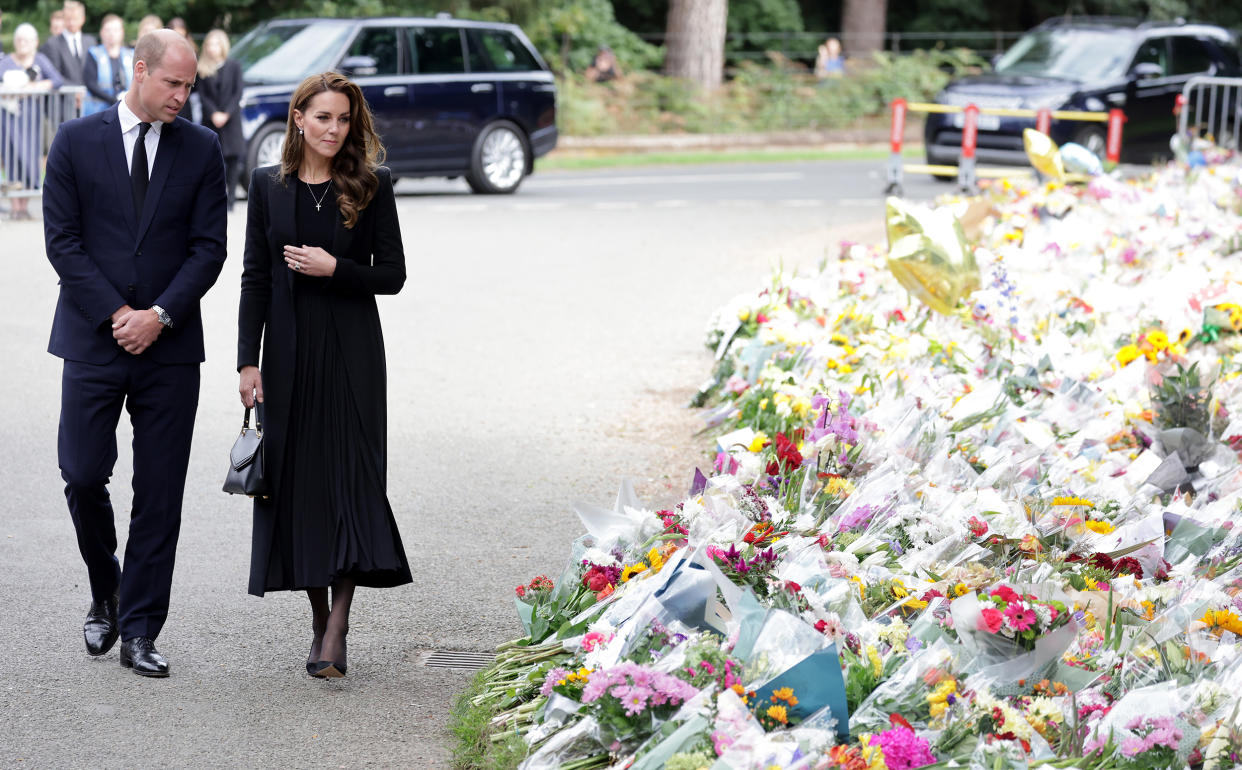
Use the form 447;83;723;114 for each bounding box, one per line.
134;30;194;73
63;1;85;15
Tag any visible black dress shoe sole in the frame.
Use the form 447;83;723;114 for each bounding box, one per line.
85;637;118;657
121;662;170;678
312;663;346;678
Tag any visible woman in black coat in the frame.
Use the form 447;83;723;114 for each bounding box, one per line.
237;72;412;679
196;30;244;210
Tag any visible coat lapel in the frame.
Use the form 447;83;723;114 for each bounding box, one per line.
136;120;182;243
268;175;297;291
330;203;355;268
99;107;138;233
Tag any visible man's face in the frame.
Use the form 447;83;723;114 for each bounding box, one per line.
100;19;122;48
133;43;197;123
64;6;84;34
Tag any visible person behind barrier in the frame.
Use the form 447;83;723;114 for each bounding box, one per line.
814;37;845;79
1;23;64;220
136;15;162;45
39;10;66;58
197;29;244;211
44;1;95;86
82;15;133;116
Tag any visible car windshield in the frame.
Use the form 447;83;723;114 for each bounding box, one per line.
232;23;353;84
994;28;1134;81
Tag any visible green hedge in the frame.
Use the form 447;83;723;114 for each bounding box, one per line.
558;47;984;136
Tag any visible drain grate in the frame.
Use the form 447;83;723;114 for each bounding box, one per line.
422;649;496;670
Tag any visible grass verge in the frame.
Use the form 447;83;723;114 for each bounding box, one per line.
539;145;921;171
449;669;529;770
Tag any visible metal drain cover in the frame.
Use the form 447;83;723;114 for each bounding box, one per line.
422;650;495;670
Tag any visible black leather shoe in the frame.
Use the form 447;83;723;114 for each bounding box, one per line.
119;637;170;677
84;595;119;657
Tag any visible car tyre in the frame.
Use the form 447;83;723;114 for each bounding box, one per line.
246;123;287;180
466;121;528;194
1072;126;1108;161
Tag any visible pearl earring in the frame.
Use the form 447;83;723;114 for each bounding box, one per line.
298;127;304;135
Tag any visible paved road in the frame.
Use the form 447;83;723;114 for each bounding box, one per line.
1;159;896;768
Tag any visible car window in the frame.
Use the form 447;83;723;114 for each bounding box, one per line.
233;23;353;85
1131;37;1169;76
994;28;1132;81
408;27;465;75
1170;36;1216;75
347;27;400;76
466;29;540;73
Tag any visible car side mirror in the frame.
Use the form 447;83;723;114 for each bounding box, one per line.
1130;61;1164;80
339;55;378;78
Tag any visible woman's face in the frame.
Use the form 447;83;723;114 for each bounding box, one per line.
14;30;37;58
100;20;123;48
294;90;351;165
204;36;225;61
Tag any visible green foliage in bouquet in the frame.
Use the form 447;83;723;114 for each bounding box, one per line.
1152;362;1213;434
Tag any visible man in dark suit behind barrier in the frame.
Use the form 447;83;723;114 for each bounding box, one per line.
42;1;96;86
43;29;227;677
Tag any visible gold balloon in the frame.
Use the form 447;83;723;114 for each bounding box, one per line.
885;197;981;315
1023;128;1066;181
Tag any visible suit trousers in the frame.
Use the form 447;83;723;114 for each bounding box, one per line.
58;354;200;641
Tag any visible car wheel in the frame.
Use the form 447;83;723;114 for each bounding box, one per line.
466;121;528;194
247;123;286;179
1072;126;1107;161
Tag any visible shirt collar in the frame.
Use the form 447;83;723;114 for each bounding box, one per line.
118;99;164;138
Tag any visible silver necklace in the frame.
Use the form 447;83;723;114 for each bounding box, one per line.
305;179;332;212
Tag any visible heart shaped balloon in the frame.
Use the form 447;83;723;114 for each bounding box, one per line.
885;197;980;315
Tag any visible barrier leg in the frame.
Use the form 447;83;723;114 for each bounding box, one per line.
885;98;907;196
959;104;979;193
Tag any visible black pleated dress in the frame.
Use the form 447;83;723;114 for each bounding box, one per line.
258;181;413;593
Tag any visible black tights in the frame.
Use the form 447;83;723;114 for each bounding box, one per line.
307;578;356;665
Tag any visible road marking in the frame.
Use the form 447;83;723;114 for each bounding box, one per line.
839;198;883;207
592;201;640;210
721;199;759;208
509;202;566;211
781;199;823;207
654;199;690;208
427;203;488;213
532;171;803;188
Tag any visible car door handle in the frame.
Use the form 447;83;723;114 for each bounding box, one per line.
470;83;494;93
384;86;407;97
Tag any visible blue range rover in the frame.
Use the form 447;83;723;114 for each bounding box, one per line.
231;16;558;193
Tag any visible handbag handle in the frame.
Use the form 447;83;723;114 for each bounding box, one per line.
242;403;264;433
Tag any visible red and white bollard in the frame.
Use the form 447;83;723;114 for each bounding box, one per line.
958;104;979;190
1036;108;1052;136
1106;109;1125;164
1173;93;1186;117
885;98;907;195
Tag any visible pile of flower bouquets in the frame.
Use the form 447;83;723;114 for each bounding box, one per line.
464;153;1242;770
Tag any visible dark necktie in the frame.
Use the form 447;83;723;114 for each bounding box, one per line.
132;122;151;217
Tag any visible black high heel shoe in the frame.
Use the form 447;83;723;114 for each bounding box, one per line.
306;626;326;676
311;627;347;678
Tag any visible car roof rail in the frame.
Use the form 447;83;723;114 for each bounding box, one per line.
435;11;453;19
1137;17;1192;30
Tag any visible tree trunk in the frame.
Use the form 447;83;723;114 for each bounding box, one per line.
664;0;728;91
842;0;887;58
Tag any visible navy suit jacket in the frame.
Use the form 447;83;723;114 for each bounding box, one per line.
44;104;228;365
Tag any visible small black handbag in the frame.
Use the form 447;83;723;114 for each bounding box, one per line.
223;405;268;498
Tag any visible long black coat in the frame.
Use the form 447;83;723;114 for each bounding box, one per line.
237;165;406;595
196;58;244;160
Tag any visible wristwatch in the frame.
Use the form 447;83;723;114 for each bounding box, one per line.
151;305;173;328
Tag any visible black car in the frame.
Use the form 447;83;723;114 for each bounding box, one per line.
231;16;558;193
925;18;1242;168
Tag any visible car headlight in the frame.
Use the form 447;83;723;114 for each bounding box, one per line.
1024;92;1070;110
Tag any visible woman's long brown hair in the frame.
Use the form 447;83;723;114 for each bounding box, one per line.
280;72;386;229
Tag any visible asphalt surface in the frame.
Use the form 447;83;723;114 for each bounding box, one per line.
0;159;903;768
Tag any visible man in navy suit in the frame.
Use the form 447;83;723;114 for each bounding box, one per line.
43;29;227;677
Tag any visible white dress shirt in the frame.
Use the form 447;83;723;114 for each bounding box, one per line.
118;99;161;178
63;30;83;59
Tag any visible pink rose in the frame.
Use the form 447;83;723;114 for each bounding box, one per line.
979;607;1005;633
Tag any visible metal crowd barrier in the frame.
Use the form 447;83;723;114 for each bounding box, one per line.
884;98;1125;196
1176;76;1242;150
0;86;84;201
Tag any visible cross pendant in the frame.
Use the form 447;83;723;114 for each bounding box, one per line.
315;203;322;212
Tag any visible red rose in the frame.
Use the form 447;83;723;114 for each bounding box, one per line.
582;567;611;592
990;585;1020;604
